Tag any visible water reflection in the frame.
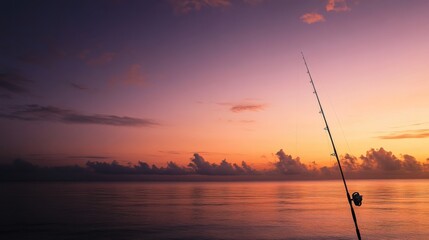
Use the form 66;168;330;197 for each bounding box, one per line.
1;180;428;240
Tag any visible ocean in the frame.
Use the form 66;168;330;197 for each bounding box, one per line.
1;179;428;239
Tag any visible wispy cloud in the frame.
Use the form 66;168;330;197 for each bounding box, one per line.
326;0;351;12
0;104;159;127
300;13;326;24
219;102;266;113
378;129;429;139
300;0;351;24
230;104;265;113
0;69;32;95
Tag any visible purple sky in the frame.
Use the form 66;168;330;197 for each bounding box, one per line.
1;0;429;169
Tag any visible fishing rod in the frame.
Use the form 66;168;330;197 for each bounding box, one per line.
301;52;363;240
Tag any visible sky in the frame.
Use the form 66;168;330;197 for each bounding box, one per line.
1;0;429;170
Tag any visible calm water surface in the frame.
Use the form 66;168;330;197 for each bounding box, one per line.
1;179;428;239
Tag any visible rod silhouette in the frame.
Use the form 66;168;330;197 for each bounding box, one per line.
301;52;362;240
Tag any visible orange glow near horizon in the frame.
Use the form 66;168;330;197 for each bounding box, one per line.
1;0;429;171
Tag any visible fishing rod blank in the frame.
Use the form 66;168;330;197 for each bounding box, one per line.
301;52;363;240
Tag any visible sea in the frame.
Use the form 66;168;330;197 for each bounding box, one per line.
1;179;428;240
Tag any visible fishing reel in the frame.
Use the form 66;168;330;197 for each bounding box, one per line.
351;192;363;206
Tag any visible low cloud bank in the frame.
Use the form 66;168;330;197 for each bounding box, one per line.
1;148;428;181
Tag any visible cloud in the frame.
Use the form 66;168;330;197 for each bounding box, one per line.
0;104;159;127
340;153;359;172
378;129;429;139
170;0;231;14
326;0;351;12
219;102;266;113
87;160;136;174
300;13;326;24
360;148;402;171
88;160;190;175
9;159;39;172
274;148;426;177
274;149;309;174
402;154;422;172
1;148;429;181
0;69;32;95
230;104;265;113
188;153;257;175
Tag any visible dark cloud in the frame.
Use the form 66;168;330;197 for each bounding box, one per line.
402;154;422;172
378;129;429;139
86;160;136;174
10;159;39;172
87;160;190;175
160;161;190;175
1;149;428;181
271;148;428;177
0;104;159;127
341;154;359;172
360;148;402;171
188;153;257;175
234;161;257;175
0;69;32;95
274;149;309;175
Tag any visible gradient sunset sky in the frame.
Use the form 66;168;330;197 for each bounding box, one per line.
1;0;429;168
